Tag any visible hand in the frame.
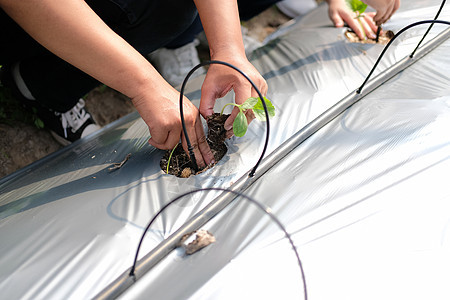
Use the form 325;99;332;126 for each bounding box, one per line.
363;0;400;25
327;0;378;39
132;82;215;168
1;0;215;169
199;55;268;138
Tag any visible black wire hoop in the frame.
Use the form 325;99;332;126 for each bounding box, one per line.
130;187;307;300
357;19;450;94
179;60;270;177
410;0;446;57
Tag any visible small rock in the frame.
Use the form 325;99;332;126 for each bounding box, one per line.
180;167;192;178
179;229;216;255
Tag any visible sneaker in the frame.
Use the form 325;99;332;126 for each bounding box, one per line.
0;64;101;146
49;98;101;146
148;39;204;87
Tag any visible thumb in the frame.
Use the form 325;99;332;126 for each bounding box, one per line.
199;81;218;119
330;11;345;27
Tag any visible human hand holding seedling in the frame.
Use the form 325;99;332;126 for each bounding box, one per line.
221;96;275;137
199;55;268;135
346;0;369;39
327;0;377;40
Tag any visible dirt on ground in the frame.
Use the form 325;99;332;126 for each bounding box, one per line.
0;6;291;180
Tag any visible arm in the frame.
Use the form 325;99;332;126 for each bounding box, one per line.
0;0;214;167
194;0;268;136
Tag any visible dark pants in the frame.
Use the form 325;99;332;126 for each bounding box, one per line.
0;0;279;112
0;0;198;112
166;0;281;48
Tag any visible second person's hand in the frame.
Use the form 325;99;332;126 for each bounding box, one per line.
327;0;378;40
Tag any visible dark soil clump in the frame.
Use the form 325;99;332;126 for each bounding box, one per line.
160;113;229;177
345;29;394;44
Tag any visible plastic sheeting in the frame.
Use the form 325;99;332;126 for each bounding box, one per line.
0;1;449;299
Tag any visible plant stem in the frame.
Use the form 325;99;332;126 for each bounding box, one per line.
220;103;240;115
357;13;367;40
166;143;178;174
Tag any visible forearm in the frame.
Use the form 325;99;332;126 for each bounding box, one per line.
0;0;167;99
194;0;245;58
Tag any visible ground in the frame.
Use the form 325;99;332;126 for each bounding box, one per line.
0;6;291;179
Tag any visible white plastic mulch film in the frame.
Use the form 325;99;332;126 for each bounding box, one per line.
0;1;449;299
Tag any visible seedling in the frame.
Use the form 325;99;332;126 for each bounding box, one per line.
166;144;178;174
165;96;275;175
220;96;275;137
346;0;368;39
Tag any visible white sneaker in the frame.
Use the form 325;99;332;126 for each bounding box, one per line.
276;0;318;18
52;99;101;145
148;39;204;87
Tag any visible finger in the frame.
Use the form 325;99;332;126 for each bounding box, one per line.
343;13;366;40
374;6;390;25
381;1;398;24
224;83;252;132
245;108;255;125
199;88;216;119
226;129;234;139
393;0;400;14
148;127;181;150
363;12;379;33
199;70;232;119
194;114;215;165
329;10;345;27
259;77;268;96
224;105;241;132
199;75;218;118
181;124;206;169
246;87;259;124
360;17;376;39
180;106;216;169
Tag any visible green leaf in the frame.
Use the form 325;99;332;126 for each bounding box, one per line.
346;0;367;13
240;97;259;110
253;97;275;121
233;111;248;137
34;118;44;129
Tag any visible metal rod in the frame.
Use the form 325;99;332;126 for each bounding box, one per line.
94;26;450;300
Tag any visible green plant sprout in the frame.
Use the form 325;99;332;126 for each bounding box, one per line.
166;96;275;174
166;143;178;174
346;0;368;39
220;96;275;137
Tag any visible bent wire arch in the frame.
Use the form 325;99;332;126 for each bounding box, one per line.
131;187;308;300
358;19;450;94
179;60;270;177
410;0;447;57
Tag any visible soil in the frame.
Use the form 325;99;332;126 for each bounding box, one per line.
160;113;229;178
0;5;292;180
345;29;395;44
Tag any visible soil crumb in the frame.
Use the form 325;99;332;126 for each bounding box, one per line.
160;113;229;177
345;29;394;45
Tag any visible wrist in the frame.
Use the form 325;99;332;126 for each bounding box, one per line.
210;42;246;60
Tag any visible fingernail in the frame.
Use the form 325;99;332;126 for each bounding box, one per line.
225;124;232;131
